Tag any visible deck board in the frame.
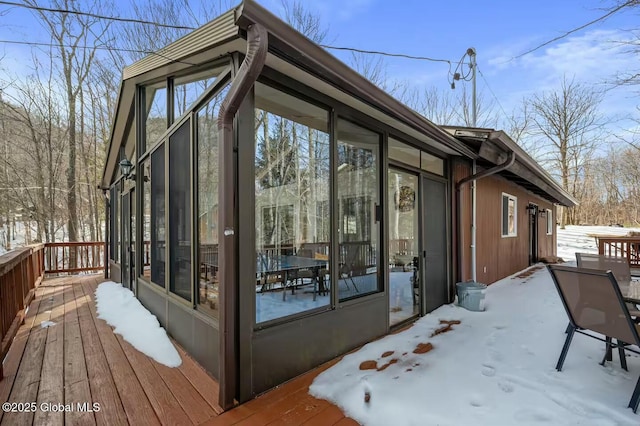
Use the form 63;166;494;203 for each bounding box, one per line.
74;281;128;426
1;274;354;425
63;279;95;426
80;278;160;426
33;285;67;426
0;288;42;425
2;286;52;426
84;278;193;426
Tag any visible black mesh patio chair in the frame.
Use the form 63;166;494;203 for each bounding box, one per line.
547;264;640;413
576;253;640;319
339;243;360;293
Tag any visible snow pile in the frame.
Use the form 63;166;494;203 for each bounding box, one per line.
310;266;640;425
95;281;181;367
557;225;640;261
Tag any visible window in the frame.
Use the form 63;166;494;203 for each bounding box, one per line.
501;193;517;237
255;82;331;324
388;169;419;325
421;151;444;176
109;187;118;261
141;159;151;281
337;119;381;301
114;186;120;262
196;85;228;318
389;138;419;168
174;67;226;120
150;145;166;287
143;83;167;151
169;120;192;302
546;209;553;235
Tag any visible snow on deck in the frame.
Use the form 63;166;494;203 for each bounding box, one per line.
95;281;181;367
310;226;640;425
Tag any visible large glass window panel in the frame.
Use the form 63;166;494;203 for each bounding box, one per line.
337;119;381;301
175;67;226;120
196;85;228;318
109;187;116;261
140;159;151;281
151;145;166;287
144;83;168;152
114;186;120;263
255;83;330;324
388;169;419;325
169;121;192;301
389;138;420;168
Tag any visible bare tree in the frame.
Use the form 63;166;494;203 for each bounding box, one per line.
527;76;605;227
281;0;329;43
25;0;110;252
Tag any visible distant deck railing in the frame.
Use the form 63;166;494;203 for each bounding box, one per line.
595;236;640;269
44;242;106;275
0;244;45;379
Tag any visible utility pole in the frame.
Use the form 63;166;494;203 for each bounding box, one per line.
468;47;477;127
451;47;479;282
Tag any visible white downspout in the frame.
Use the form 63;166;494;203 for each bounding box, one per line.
471;159;477;282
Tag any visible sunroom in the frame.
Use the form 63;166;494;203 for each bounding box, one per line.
101;0;478;409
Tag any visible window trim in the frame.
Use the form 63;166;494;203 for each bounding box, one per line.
501;192;518;238
546;208;553;235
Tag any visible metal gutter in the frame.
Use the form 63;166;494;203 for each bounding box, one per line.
489;131;578;206
217;22;268;411
456;151;516;282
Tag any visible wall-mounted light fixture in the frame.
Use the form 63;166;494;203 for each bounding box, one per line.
539;210;547;218
119;158;135;180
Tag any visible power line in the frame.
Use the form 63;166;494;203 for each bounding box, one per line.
0;0;196;30
319;44;453;64
477;65;510;119
506;0;635;62
0;38;198;66
1;1;459;69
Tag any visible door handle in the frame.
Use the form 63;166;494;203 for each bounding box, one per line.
423;250;427;258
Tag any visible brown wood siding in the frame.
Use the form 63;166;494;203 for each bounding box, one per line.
452;158;472;283
475;174;556;284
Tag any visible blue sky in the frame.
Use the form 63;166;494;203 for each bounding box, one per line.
1;0;639;136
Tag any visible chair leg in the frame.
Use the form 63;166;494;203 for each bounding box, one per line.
565;322;572;334
557;325;575;371
601;337;613;366
629;375;640;413
617;340;628;371
349;276;359;292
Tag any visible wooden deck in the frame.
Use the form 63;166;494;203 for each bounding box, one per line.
207;358;358;426
0;274;357;425
0;275;223;426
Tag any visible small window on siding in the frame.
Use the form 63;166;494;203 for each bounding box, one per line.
501;193;517;237
546;209;553;235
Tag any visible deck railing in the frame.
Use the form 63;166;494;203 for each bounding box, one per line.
0;244;45;379
44;242;106;274
596;236;640;268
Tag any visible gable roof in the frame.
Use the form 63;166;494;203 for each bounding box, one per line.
101;0;479;187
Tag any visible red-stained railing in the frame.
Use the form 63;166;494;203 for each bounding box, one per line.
44;242;106;274
0;244;45;380
596;236;640;269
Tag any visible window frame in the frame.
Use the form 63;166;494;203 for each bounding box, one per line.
546;208;553;235
252;78;334;328
501;192;518;238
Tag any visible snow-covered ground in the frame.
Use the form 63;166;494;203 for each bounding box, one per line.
557;225;640;262
310;226;640;425
95;281;182;367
